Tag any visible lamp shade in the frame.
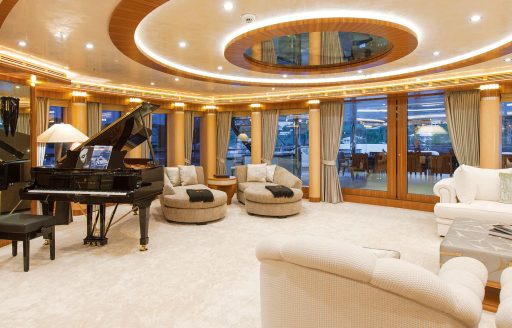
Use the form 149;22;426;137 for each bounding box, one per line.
416;125;447;136
238;133;249;142
37;123;89;143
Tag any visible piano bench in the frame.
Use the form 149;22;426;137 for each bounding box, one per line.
0;213;56;272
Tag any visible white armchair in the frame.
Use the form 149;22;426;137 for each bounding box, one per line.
497;267;512;328
257;236;487;328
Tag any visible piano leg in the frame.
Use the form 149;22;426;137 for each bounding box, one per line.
41;201;54;246
85;204;93;245
138;203;150;251
99;205;107;246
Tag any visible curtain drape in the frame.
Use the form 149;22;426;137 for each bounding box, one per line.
320;101;344;203
36;97;50;167
17;113;30;134
261;40;277;64
321;32;342;65
141;114;153;159
216;111;232;174
261;110;279;164
444;90;480;166
184;111;194;165
87;102;102;137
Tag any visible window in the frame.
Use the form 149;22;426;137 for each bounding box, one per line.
339;96;388;191
502;102;512;168
102;110;121;129
191;116;201;166
152;113;167;165
43;106;65;166
407;92;457;195
272;113;309;185
226;116;251;175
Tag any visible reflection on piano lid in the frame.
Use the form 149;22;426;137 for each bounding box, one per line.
0;131;30;190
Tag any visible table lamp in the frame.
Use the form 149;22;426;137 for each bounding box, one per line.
37;123;89;162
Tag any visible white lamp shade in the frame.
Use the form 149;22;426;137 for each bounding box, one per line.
37;123;89;143
238;133;249;142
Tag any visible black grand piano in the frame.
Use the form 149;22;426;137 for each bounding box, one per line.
20;102;164;251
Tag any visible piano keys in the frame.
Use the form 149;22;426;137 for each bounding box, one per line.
20;102;164;251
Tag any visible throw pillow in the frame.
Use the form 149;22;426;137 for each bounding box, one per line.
165;167;181;187
453;165;477;203
499;173;512;203
178;165;198;186
266;164;277;182
247;163;267;182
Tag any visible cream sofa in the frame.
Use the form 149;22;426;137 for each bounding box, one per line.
257;235;488;328
433;165;512;236
234;165;303;217
497;267;512;328
159;166;227;224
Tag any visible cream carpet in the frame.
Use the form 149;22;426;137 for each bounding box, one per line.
0;200;496;327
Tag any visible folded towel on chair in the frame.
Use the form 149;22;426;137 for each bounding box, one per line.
186;189;214;202
265;185;294;198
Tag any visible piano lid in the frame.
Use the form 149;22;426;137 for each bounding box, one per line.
62;102;160;159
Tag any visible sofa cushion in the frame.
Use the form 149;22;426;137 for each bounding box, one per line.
245;185;303;204
162;185;227;209
239;181;276;192
500;172;512;204
178;165;198;186
453;165;478;203
165;167;180;187
266;164;276;182
247;163;267;182
454;165;512;203
434;200;512;224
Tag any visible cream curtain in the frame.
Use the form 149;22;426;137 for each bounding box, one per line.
261;110;279;164
87;102;102;137
321;32;342;65
216;111;232;174
321;101;344;203
141;113;153;159
36;97;50;166
184;111;194;165
445;90;480;166
17;113;30;134
262;40;277;64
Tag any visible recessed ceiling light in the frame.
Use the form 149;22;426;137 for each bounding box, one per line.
271;87;275;91
223;1;234;11
54;31;67;40
357;69;363;74
433;51;440;56
150;82;155;86
217;66;223;71
505;58;512;62
15;85;20;89
178;41;187;48
416;77;422;81
470;15;481;22
174;77;180;81
18;40;26;47
282;74;288;78
85;43;94;49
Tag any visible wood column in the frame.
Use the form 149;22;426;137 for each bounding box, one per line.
168;110;185;166
201;111;216;178
251;110;262;164
308;103;321;202
480;89;501;168
30;86;37;214
309;32;321;65
70;96;87;135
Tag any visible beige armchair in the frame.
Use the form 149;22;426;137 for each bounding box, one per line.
257;235;487;328
159;166;227;224
234;165;303;217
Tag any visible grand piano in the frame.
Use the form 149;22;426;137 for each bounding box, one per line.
20;102;164;251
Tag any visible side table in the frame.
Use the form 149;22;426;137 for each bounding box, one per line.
208;176;237;205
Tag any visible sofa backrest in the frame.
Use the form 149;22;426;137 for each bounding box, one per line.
234;164;302;189
454;165;512;202
164;165;205;186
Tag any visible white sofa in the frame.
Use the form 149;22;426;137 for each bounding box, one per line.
433;165;512;236
497;267;512;328
257;235;487;328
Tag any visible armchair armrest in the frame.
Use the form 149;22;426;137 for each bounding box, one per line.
497;267;512;328
433;178;457;203
163;172;175;196
234;165;247;184
273;166;302;189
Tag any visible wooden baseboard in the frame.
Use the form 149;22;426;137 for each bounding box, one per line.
0;239;10;247
309;197;320;202
343;194;434;212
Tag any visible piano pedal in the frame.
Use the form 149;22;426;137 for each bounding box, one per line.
139;245;148;251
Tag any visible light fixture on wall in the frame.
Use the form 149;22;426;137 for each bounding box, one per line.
479;83;500;90
129;97;143;103
174;102;185;107
71;91;87;97
307;99;320;105
204;105;217;110
30;74;37;87
249;103;262;108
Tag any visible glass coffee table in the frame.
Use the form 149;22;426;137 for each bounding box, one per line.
440;218;512;312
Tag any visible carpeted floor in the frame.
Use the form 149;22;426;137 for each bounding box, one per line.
0;200;497;327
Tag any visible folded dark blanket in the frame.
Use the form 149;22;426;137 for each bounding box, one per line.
186;189;214;202
265;185;294;198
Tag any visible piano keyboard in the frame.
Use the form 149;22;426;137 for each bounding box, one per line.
26;189;129;196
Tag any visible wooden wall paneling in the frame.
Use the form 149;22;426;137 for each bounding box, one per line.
396;94;409;200
387;95;398;199
343;194;435;212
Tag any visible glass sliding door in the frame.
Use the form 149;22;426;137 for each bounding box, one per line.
406;92;457;196
502;102;512;168
152;113;167;165
339;96;388;191
226;116;251;175
191;116;201;166
272;113;309;185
